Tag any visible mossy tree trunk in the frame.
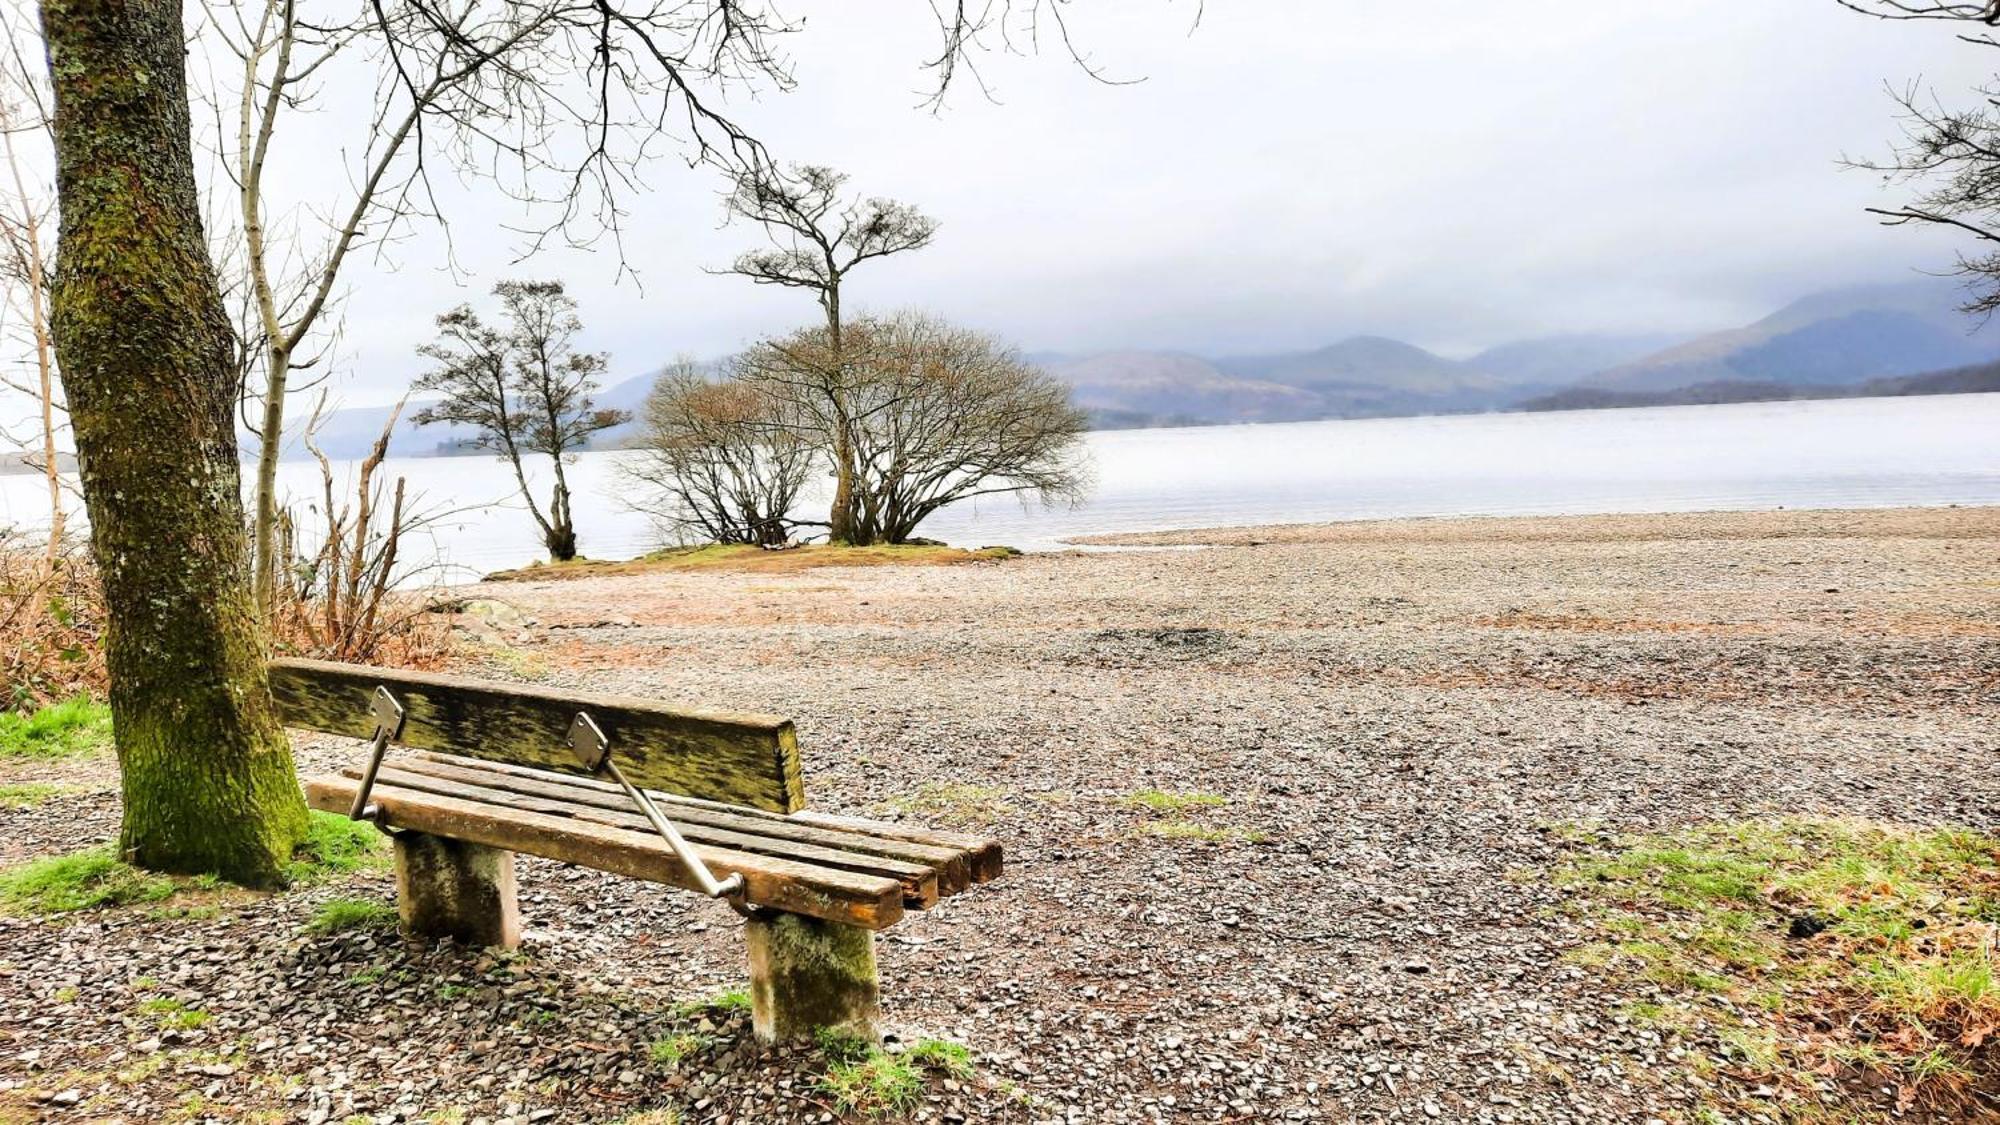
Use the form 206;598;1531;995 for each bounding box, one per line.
41;0;309;885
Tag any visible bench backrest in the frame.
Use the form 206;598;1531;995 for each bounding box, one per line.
269;658;806;813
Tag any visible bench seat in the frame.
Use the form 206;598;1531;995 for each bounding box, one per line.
275;657;1002;1042
304;750;1000;931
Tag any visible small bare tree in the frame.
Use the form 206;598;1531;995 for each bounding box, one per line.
0;13;61;556
412;280;629;561
626;361;817;546
720;164;938;542
1841;1;2000;314
741;312;1089;545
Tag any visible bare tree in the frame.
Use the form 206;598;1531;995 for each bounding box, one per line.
626;361;817;546
1841;1;2000;313
742;312;1089;545
720;164;938;542
412;280;628;561
0;10;62;556
31;0;1154;885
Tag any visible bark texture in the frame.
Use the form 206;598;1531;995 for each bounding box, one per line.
42;0;308;884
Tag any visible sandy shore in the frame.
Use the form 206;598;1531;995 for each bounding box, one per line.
4;505;1997;1123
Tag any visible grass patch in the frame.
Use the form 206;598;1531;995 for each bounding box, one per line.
1139;820;1266;844
905;1038;976;1080
673;986;751;1019
880;783;1014;826
647;1032;710;1068
1121;789;1227;813
610;1112;681;1125
822;1049;922;1117
0;782;63;809
483;542;1019;582
286;811;388;884
0;847;175;914
1556;817;2000;1119
137;997;210;1031
0;696;111;758
307;897;397;934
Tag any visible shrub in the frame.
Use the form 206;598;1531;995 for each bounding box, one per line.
0;534;104;711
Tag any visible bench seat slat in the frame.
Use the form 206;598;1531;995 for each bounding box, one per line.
401;749;1003;884
393;751;978;895
303;775;904;930
346;763;941;908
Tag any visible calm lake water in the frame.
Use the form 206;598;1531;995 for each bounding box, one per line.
6;393;1999;580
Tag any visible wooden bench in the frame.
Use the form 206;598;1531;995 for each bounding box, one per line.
270;658;1001;1043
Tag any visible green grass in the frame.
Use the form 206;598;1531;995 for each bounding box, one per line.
137;997;210;1031
1555;817;2000;1119
0;847;175;914
905;1038;976;1080
822;1050;922;1117
813;1025;874;1064
306;897;397;934
0;782;63;809
647;1032;710;1068
0;696;111;758
286;811;389;884
880;783;1014;825
673;986;751;1020
1121;789;1227;813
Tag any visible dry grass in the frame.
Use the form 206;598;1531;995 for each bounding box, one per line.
481;543;1019;582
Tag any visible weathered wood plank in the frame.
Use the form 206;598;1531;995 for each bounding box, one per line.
393;751;973;897
344;765;941;908
273;658;805;813
789;811;1005;884
400;748;1002;884
303;776;902;929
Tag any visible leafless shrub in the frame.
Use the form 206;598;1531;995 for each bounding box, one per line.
741;311;1091;545
266;398;451;669
625;361;818;546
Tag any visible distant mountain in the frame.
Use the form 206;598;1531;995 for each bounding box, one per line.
1468;334;1686;387
1520;358;2000;412
1044;351;1322;425
1048;337;1518;425
1583;280;2000;392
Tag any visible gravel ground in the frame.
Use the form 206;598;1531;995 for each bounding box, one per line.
3;505;1997;1125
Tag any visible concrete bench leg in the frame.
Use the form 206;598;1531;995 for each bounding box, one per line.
745;911;879;1044
393;832;521;949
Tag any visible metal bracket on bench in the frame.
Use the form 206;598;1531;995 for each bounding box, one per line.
349;686;408;822
567;711;750;910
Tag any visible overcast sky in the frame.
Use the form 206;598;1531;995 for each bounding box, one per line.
13;0;2000;413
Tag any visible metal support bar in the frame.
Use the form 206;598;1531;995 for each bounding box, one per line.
567;711;747;904
349;686;407;821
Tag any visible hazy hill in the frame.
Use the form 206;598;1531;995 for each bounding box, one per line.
1584;280;2000;392
1521;358;2000;412
1468;334;1685;386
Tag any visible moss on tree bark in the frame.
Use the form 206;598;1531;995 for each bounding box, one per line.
41;0;308;885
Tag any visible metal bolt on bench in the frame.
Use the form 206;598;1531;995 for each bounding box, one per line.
348;686;407;822
564;710;749;909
